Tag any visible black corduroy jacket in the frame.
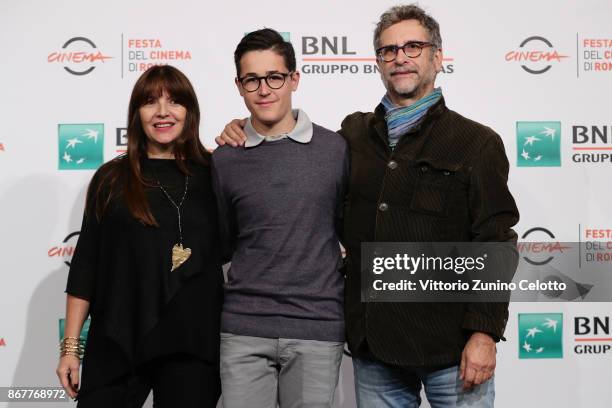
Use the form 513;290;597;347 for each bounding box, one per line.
339;97;519;367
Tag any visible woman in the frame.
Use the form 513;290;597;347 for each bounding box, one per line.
56;65;222;407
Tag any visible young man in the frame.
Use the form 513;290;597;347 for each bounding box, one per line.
217;6;519;407
211;29;348;408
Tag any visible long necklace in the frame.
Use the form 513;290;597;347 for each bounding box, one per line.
155;173;191;272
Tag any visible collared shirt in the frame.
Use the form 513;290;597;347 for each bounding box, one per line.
244;109;313;147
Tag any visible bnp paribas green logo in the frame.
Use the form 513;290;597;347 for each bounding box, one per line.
518;313;563;359
58;124;104;170
516;121;561;167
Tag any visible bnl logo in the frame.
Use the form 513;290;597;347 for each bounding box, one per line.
302;36;356;55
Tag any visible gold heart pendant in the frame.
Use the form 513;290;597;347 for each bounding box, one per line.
171;243;192;272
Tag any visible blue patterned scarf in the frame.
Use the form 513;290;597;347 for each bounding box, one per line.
382;87;443;149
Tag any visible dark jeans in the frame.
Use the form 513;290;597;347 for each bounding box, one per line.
77;354;220;408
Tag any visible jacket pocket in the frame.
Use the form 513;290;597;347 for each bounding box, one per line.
409;160;466;217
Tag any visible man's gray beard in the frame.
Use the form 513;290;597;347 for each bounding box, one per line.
396;88;419;99
392;83;420;100
392;77;436;101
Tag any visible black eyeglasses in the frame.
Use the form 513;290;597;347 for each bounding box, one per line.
375;41;436;62
237;72;294;92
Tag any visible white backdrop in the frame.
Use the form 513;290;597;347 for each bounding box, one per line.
1;0;611;407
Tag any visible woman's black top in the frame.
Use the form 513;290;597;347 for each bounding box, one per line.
66;157;223;395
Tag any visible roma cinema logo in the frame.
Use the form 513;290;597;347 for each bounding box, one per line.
48;37;112;75
48;231;80;267
506;36;569;74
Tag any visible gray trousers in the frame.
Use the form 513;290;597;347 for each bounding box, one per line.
220;333;344;408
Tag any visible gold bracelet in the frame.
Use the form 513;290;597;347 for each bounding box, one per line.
59;337;83;359
59;350;83;359
61;337;80;345
60;350;81;358
59;343;82;350
59;347;81;352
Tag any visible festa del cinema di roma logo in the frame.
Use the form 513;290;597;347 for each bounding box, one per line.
518;313;563;359
519;227;571;266
58;124;104;170
48;37;112;76
506;36;569;74
516;121;561;167
48;231;80;267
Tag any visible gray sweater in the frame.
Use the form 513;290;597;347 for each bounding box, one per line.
212;110;348;342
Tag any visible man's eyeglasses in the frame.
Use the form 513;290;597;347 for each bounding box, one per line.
375;41;436;62
238;72;294;92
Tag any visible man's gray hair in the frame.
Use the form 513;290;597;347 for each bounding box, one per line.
373;4;442;51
